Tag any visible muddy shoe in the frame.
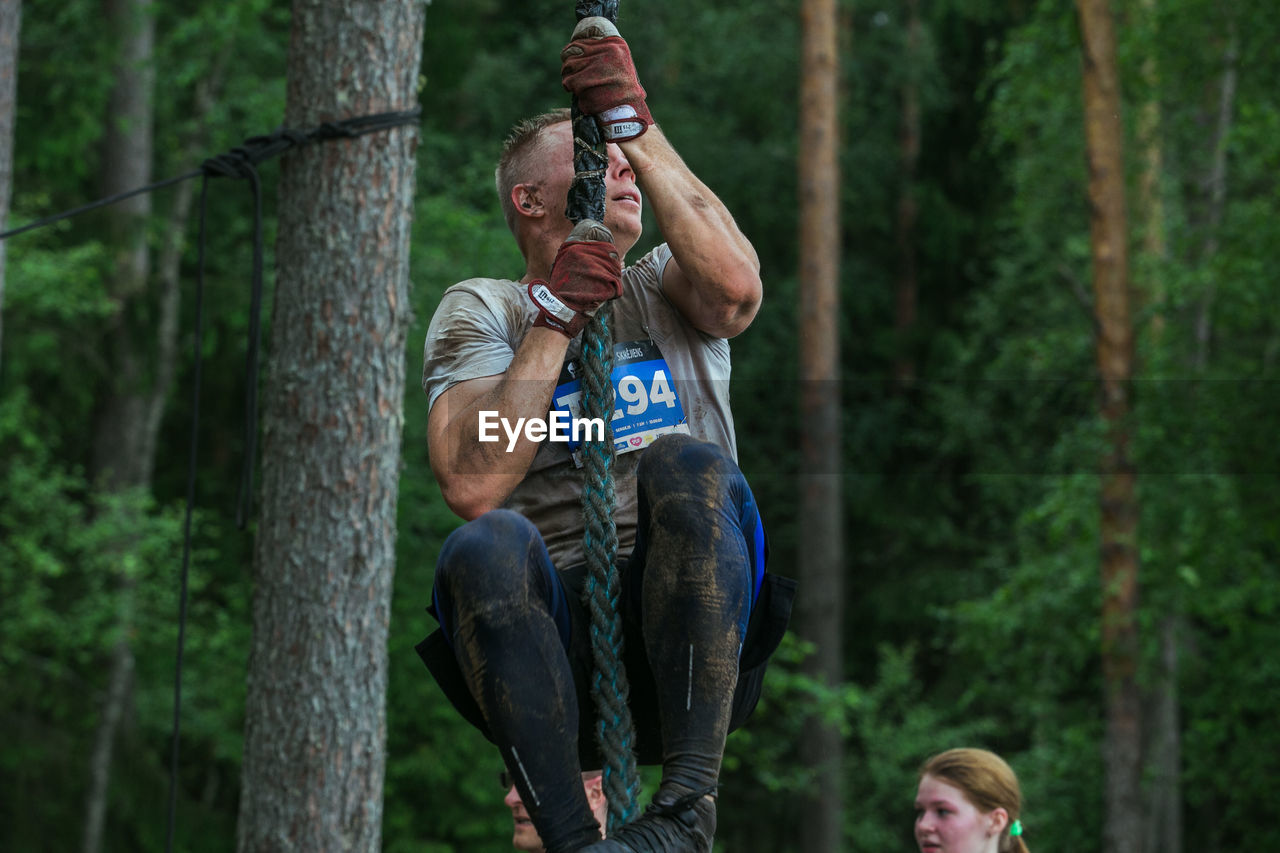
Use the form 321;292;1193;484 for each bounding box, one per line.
579;783;716;853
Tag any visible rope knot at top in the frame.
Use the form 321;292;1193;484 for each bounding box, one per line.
200;127;321;180
200;147;260;181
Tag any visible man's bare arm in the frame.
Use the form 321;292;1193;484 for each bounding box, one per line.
561;22;761;339
428;326;569;519
621;127;762;339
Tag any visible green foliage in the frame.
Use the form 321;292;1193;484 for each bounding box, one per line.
721;636;996;852
0;386;246;852
14;0;115;193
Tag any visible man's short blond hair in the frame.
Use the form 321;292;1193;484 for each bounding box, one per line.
495;108;572;234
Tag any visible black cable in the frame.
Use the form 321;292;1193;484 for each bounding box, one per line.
0;108;421;242
0;170;203;241
165;173;210;853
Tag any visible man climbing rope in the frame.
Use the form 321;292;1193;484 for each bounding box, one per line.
416;18;795;853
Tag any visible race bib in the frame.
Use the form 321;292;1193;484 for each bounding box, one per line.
552;339;689;465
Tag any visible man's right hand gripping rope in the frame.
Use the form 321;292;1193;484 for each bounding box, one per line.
528;219;623;338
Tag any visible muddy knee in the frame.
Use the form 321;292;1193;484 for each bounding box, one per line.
436;509;543;604
638;435;738;500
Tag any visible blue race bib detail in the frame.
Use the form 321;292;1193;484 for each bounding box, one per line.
552;339;689;464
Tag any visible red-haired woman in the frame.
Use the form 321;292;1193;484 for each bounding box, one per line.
913;748;1029;853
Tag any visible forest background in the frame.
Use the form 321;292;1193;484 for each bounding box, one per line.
1;0;1277;851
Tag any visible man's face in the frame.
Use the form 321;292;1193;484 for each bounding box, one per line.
501;770;607;852
540;122;643;254
504;783;543;852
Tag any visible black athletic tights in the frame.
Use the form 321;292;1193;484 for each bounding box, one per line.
431;434;766;852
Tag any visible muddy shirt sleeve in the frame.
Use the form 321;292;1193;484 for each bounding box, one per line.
422;280;522;413
623;243;673;304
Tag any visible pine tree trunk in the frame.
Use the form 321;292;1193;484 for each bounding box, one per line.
82;2;155;851
92;0;157;489
82;592;136;853
0;0;19;374
1076;1;1142;851
797;0;844;849
1146;614;1182;853
235;2;423;850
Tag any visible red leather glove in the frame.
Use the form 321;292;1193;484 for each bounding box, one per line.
560;17;654;143
528;220;622;338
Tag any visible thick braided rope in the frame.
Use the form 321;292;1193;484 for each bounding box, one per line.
579;307;640;829
567;0;640;831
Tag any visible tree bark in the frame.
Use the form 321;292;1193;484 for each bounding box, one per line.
82;588;136;853
235;2;423;850
1146;614;1183;853
92;0;157;489
82;2;155;852
1076;1;1142;852
0;0;19;375
797;0;843;850
894;0;921;387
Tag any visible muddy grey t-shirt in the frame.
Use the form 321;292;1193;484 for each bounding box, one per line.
422;243;737;568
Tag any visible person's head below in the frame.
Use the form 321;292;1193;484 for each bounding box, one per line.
915;748;1029;853
495;108;643;268
503;768;608;853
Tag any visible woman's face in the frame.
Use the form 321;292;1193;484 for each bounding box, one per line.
914;774;1005;853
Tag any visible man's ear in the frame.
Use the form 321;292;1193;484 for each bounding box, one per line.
514;184;544;216
584;774;605;806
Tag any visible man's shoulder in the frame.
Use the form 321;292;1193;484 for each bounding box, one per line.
622;243;672;291
422;276;530;410
439;275;524;303
429;276;529;328
425;276;534;355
